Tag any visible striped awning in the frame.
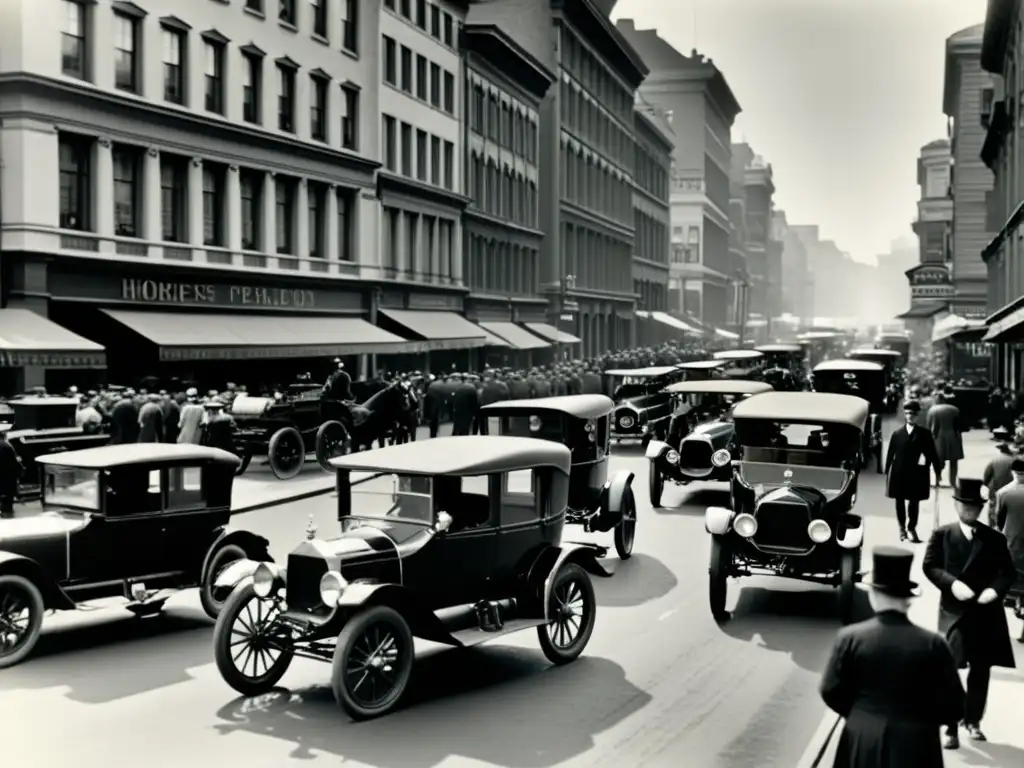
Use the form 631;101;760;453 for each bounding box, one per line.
0;309;106;368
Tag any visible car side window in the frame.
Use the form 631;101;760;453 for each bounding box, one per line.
502;470;536;526
165;466;205;510
437;474;493;532
105;468;162;516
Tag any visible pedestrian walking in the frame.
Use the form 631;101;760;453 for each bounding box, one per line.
819;546;965;767
108;389;140;444
923;478;1018;749
994;458;1024;642
0;423;22;519
928;392;965;487
885;400;940;543
982;441;1017;527
138;393;164;443
177;388;204;444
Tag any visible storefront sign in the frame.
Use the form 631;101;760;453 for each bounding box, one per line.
908;265;954;300
121;279;317;308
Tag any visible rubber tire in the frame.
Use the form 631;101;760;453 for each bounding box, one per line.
838;549;860;625
331;605;415;720
614;489;636;560
537;563;596;665
649;465;664;508
0;574;45;670
200;543;249;620
234;450;252;477
709;536;731;622
268;426;305;480
213;583;293;696
315;420;349;472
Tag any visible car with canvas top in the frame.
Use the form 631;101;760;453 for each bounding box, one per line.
712;349;766;380
811;359;886;472
603;365;686;446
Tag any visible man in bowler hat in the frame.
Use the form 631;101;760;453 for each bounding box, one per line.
923;477;1017;749
885;400;940;543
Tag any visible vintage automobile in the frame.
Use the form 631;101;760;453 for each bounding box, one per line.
646;380;774;507
0;443;271;668
753;344;806;390
674;359;729;380
603;366;686;446
875;332;911;367
797;331;846;368
5;396;109;500
811;359;886;472
845;347;904;411
481;394;636;559
211;436;607;719
705;392;868;624
711;349;766;379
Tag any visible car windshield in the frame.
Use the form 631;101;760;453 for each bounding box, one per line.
43;466;100;511
676;393;742;421
350;473;436;524
736;421;860;467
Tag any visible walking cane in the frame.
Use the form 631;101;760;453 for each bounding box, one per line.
809;715;843;767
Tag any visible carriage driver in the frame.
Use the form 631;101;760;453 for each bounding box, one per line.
324;358;354;402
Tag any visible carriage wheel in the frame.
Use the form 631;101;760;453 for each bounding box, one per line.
316;421;350;472
268;427;305;480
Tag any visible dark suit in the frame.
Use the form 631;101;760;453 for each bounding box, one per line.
450;383;478;436
532;377;552;398
109;398;140;445
138;402;164;443
923;522;1017;726
423;380;448;438
884;424;939;533
820;611;965;767
161;398;181;443
476;380;509;435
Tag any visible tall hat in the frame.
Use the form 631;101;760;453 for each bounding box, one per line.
860;546;920;597
953;477;984;506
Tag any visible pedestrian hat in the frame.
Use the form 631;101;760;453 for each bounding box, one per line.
902;400;921;414
204;400;226;410
953;477;984;506
859;546;921;597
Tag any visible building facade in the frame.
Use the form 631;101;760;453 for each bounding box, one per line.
943;23;995;318
615;19;741;329
730;143;778;339
772;210;813;323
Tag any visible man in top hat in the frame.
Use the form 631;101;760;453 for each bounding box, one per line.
0;422;22;518
177;388;205;444
923;477;1017;749
820;546;965;766
884;400;940;543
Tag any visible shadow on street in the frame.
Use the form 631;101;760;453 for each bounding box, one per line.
593;553;677;607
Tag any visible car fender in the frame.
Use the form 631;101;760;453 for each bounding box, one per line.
837;515;864;549
0;550;75;610
336;582;455;645
604;470;635;512
203;528;272;585
645;439;670;460
538;545;612;620
705;506;734;535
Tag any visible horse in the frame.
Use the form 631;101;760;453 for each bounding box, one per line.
342;381;419;451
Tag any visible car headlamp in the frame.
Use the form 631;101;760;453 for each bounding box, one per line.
528;415;542;432
733;513;757;538
712;449;731;467
252;562;276;598
584;419;596;433
665;449;680;464
807;519;832;544
319;570;348;606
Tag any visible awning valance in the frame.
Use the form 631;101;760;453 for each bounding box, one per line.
933;314;984;343
102;310;415;361
0;309;106;368
478;321;550;350
896;303;946;319
714;327;740;340
646;311;700;334
983;305;1024;343
523;322;582;344
377;309;487;350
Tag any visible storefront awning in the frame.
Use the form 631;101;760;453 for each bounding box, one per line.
983;304;1024;343
378;309;487;350
896;303;946;319
646;311;700;335
933;314;985;343
102;310;415;361
0;308;106;368
714;327;740;340
478;321;550;350
523;322;582;344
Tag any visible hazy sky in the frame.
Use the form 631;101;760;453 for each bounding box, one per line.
610;0;989;264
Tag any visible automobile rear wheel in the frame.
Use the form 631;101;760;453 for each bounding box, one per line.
268;426;305;480
649;464;664;508
331;605;414;720
213;583;293;696
709;536;731;622
614;488;636;560
200;543;249;620
537;563;596;665
315;420;350;472
234;449;252;476
0;574;44;670
838;549;860;625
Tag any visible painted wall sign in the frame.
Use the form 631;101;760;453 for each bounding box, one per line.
121;279;317;308
909;266;952;286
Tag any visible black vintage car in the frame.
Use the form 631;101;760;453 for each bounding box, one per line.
482;394;636;559
603;366;686;446
675;359;729;380
753;344;806;390
646;380;774;507
712;349;766;380
797;331;846;368
5;396;109;500
875;332;911;367
705;392;868;624
812;359;886;472
846;347;904;409
0;443;271;668
212;436;607;719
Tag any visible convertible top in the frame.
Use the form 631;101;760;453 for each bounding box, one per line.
664;380;774;396
753;344;802;353
732;392;869;428
481;394;614;419
713;349;765;361
37;443;242;469
813;359;885;372
330;435;572;476
676;359;728;370
848;347;901;358
603;366;681;378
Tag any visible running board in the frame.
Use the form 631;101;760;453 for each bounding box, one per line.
448;618;549;647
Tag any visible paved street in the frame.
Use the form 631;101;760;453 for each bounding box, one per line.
2;425;1019;768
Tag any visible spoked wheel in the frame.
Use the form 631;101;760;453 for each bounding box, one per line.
268;426;305;480
315;420;350;471
331;605;414;720
649;465;664;508
213;583;293;696
614;488;636;560
537;563;596;665
838;550;860;625
709;536;731;622
0;575;45;670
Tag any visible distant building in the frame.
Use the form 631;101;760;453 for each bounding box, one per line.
791;226;877;324
772;210;812;323
731;143;779;340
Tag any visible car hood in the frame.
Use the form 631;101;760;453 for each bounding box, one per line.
0;513;86;546
685;420;734;448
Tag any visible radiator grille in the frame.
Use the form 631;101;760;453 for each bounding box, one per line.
753;501;811;549
680;439;713;468
286;554;329;610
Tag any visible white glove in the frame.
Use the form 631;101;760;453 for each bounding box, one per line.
977;588;999;605
951;580;975;601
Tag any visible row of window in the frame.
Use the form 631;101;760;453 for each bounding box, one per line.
561;28;634;126
467;154;538;229
560;142;633;225
382;37;456;115
635;139;670;202
58;133;355;260
563;223;633;293
381;207;458;283
635;280;668;313
468;79;539;164
380;115;455;190
383;0;456;50
242;0;359;52
560;77;634;174
464;236;538;297
634;211;669;265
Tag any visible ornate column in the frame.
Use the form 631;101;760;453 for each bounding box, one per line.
261;171;277;253
143;147;162;241
93;138;114;240
325;185;339;261
296;178;310;259
188;158;204;247
226;165;242;252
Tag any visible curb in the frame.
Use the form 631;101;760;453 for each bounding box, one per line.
231;482;336;515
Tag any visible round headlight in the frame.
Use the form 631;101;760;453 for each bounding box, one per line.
712;449;732;467
528;415;542;432
252;562;276;598
619;415;635;428
319;570;348;606
665;449;680;465
733;513;757;538
584;419;596;433
807;519;832;544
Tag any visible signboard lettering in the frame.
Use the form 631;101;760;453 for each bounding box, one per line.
121;279;316;308
909;267;951;286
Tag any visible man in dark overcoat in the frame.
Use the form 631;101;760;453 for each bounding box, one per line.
928;392;965;487
476;372;509;435
423;376;448;438
507;374;530;401
923;477;1017;749
0;423;22;518
884;400;940;543
108;389;140;445
580;366;602;395
450;376;478;436
532;370;552;399
819;546;965;767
